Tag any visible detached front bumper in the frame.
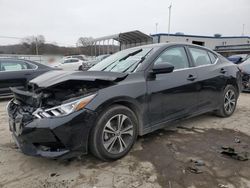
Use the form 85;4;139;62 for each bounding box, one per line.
8;104;97;159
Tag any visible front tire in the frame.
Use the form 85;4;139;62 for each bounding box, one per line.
215;85;238;117
90;105;138;161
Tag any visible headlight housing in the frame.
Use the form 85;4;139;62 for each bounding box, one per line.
33;94;96;119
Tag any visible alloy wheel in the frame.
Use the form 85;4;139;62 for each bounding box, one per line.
102;114;134;154
224;89;236;114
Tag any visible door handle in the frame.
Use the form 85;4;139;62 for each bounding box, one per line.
24;73;31;76
187;74;197;81
220;68;227;74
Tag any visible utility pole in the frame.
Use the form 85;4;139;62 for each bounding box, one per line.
35;37;39;55
155;23;158;34
168;3;172;37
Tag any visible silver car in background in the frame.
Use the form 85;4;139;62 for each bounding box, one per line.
81;54;110;70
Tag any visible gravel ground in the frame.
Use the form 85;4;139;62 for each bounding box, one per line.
0;93;250;188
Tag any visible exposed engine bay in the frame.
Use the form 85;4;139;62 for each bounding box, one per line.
8;79;113;120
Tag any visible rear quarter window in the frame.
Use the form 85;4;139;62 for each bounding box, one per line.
208;52;218;64
189;47;212;66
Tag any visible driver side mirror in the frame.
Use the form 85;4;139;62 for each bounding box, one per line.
152;62;174;74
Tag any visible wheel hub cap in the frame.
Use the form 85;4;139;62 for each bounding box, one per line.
102;114;134;154
224;89;236;113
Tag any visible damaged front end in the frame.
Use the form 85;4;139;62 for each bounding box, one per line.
7;71;126;159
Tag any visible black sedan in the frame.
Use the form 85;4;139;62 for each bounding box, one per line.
7;43;242;161
0;58;57;97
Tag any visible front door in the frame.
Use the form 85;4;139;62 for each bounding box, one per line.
147;46;199;127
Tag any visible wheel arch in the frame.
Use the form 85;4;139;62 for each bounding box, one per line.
94;96;144;136
225;77;240;97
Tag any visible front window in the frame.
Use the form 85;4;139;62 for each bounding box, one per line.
89;47;153;73
61;58;79;64
154;47;189;70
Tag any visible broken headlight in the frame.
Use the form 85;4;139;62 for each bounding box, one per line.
33;94;96;119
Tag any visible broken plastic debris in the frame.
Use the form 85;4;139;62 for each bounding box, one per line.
186;166;203;174
218;184;229;188
194;160;205;166
234;137;241;143
221;146;249;161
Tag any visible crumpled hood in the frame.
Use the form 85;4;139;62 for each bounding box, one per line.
30;70;128;88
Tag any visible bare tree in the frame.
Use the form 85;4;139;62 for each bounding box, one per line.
21;35;45;55
77;37;94;47
77;37;94;55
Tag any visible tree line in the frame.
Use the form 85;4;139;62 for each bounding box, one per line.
0;35;119;56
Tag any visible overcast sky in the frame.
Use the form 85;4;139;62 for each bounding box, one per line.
0;0;249;46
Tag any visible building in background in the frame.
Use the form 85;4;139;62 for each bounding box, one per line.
83;31;250;57
151;33;250;56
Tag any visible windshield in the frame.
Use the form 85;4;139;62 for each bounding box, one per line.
89;47;153;73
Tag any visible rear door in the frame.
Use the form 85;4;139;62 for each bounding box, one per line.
187;47;226;111
147;46;199;127
0;59;37;96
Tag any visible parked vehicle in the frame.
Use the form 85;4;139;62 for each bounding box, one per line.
227;54;250;64
64;55;88;61
52;58;85;71
7;43;241;161
81;54;110;70
239;58;250;91
0;58;57;97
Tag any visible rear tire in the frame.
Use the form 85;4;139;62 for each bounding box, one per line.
215;85;238;117
89;105;138;161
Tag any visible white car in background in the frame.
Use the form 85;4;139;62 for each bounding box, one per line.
52;58;84;71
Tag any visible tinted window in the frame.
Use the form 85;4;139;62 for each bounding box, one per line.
0;60;31;71
189;48;211;66
155;47;189;70
63;59;70;64
64;59;79;63
208;52;217;64
70;59;79;63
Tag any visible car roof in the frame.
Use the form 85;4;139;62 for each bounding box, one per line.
126;42;215;52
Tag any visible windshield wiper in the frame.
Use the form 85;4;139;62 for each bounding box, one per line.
122;57;145;73
101;49;143;71
119;49;142;62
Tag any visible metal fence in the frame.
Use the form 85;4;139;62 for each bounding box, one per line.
0;54;62;65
